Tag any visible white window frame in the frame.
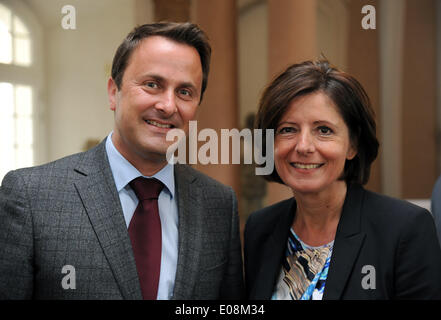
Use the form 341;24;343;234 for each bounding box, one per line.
0;0;45;181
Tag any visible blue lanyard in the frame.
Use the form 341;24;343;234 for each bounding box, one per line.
300;252;332;300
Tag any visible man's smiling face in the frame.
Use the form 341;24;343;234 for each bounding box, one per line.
108;35;203;169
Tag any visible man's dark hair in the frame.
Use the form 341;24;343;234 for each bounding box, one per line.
111;22;211;102
255;60;379;185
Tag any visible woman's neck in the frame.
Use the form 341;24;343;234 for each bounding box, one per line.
292;181;348;247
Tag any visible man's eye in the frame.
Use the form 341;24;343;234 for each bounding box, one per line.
178;89;193;100
318;126;332;135
145;82;158;89
179;89;191;96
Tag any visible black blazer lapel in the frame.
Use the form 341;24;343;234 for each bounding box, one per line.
323;184;366;300
74;140;142;300
250;199;296;299
171;164;203;300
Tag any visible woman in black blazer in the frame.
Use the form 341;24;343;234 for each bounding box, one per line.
244;60;441;300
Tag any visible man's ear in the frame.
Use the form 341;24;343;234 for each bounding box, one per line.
107;77;118;111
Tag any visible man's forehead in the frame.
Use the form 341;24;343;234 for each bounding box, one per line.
122;36;202;89
135;35;199;58
126;36;202;73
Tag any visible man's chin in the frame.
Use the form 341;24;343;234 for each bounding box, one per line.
138;143;170;161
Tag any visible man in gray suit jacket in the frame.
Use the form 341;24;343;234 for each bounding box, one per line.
0;22;244;300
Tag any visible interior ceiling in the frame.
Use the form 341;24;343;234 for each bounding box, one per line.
24;0;262;28
24;0;123;27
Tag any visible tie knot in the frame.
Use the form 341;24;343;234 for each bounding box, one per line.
130;177;164;201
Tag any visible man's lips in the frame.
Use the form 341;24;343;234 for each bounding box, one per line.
145;119;175;129
290;162;324;169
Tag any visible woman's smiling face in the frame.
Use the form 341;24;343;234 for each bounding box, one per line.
274;91;357;195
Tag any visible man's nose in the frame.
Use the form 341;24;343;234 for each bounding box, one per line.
295;131;315;155
155;90;177;116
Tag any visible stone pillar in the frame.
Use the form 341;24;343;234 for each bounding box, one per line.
134;0;154;25
379;0;405;198
192;0;240;195
268;0;318;73
401;0;437;198
153;0;191;22
266;0;318;205
347;0;381;193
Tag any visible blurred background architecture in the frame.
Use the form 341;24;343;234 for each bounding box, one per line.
0;0;440;225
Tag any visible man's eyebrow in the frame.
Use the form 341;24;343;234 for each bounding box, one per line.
142;73;198;91
179;81;198;90
142;73;165;82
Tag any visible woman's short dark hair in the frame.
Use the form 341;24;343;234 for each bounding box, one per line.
255;60;379;185
111;22;211;102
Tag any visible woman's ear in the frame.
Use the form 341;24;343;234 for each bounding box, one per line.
347;140;357;160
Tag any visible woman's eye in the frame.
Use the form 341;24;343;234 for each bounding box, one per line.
278;127;296;134
318;126;333;135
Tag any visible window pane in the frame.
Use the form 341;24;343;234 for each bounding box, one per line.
0;115;14;147
0;82;15;180
0;91;14;182
0;109;14;144
0;82;34;182
0;26;12;64
13;16;28;36
14;36;31;66
0;4;11;32
15;85;32;116
0;82;14;117
16;116;33;145
15;146;33;169
0;148;14;183
0;4;11;65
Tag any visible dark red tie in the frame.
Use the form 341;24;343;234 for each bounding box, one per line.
128;177;164;300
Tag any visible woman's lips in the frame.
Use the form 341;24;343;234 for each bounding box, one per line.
290;162;324;169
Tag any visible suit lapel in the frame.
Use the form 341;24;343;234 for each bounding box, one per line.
323;184;366;300
171;164;203;300
74;141;142;300
251;200;296;299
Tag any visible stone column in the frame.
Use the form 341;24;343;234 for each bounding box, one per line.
192;0;240;195
134;0;154;25
401;0;437;198
266;0;318;205
347;0;381;193
153;0;191;22
268;0;318;73
379;0;405;198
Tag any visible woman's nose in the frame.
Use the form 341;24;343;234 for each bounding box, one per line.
295;131;315;155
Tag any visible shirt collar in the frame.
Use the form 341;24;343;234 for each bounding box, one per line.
105;132;175;197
